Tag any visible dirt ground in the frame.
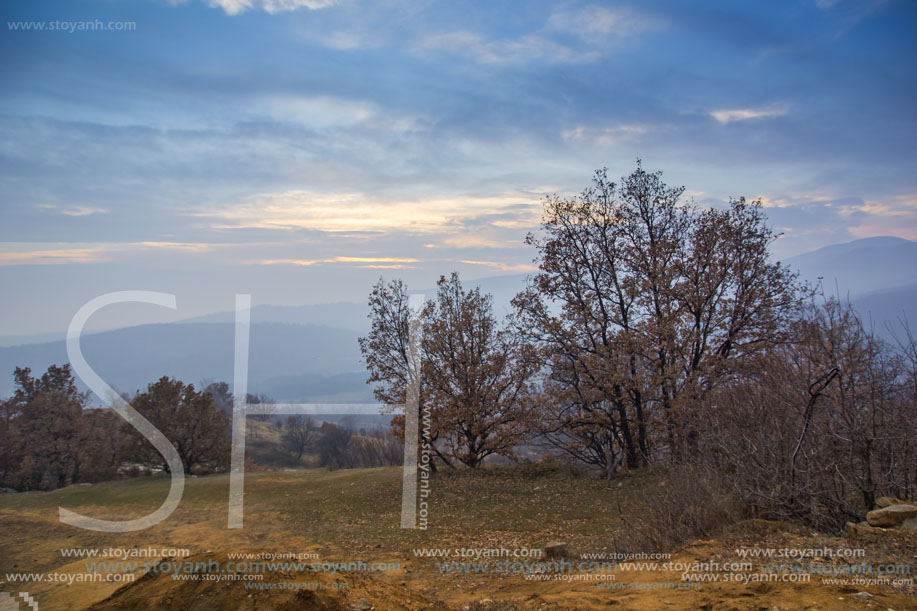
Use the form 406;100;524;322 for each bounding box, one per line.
1;470;915;610
8;515;916;610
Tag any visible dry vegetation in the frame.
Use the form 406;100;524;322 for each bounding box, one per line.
1;465;914;610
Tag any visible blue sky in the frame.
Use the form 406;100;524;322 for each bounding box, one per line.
1;0;915;335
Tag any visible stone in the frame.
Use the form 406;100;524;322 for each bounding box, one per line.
351;598;373;611
900;516;917;532
866;504;917;527
844;522;858;539
845;521;917;548
875;496;905;509
544;541;567;560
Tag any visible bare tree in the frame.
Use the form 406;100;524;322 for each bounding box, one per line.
282;415;316;461
703;297;917;529
359;278;449;469
0;365;123;490
121;377;230;475
423;273;537;468
514;162;802;473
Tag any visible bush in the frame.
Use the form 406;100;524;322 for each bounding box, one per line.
612;464;743;553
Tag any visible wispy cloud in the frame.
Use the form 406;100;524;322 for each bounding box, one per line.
562;124;649;146
459;259;537;273
756;194;831;209
193;190;540;235
710;106;789;124
548;4;659;43
261;94;375;128
333;256;419;264
203;0;336;16
0;241;220;266
411;31;588;65
838;195;917;218
0;246;109;266
257;256;419;268
36;204;108;217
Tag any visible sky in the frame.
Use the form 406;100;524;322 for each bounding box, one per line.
1;0;915;336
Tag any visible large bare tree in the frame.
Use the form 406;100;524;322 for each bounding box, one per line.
360;274;537;469
121;377;230;474
514;163;802;473
359;278;448;468
422;273;537;468
703;297;917;529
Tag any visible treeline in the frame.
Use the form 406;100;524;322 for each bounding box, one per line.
360;163;917;529
0;370;231;490
280;416;402;470
0;370;401;491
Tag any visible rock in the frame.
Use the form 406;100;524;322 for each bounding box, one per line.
900;516;917;532
544;541;567;560
866;504;917;527
857;592;875;600
844;522;858;539
875;496;905;509
351;598;373;611
845;521;917;546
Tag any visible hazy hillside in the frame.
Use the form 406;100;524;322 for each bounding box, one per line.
783;236;917;295
850;283;917;339
180;302;372;333
782;236;917;339
3;240;914;401
0;322;369;401
175;276;532;331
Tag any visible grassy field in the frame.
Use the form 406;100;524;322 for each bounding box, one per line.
1;465;915;610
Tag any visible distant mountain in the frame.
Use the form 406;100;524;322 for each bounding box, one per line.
175;275;533;332
783;236;917;296
4;240;913;401
0;331;66;348
180;302;371;333
257;371;375;404
781;236;917;339
0;322;367;401
850;283;917;340
0;275;533;402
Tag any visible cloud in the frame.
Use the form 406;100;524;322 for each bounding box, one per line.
755;194;831;209
0;241;221;266
848;223;917;240
837;195;917;218
411;4;660;65
0;246;109;265
323;31;366;51
333;256;419;263
261;95;376;128
256;256;420;269
193;190;540;235
36;204;108;217
440;236;517;249
205;0;336;16
548;5;659;43
411;31;589;65
710;106;789;124
562;124;649;146
459;260;537;273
